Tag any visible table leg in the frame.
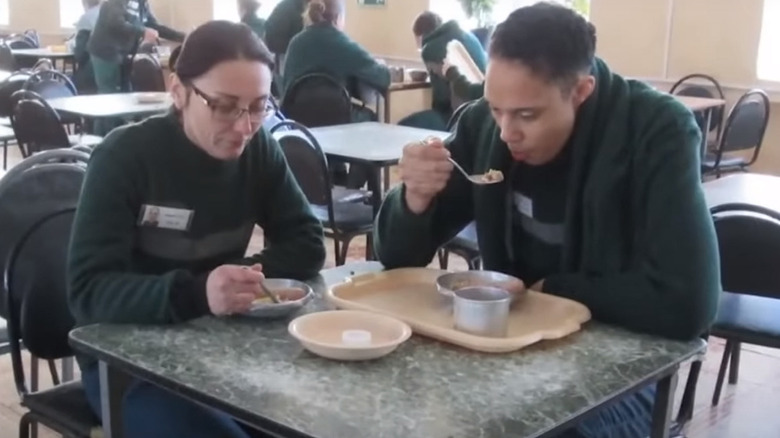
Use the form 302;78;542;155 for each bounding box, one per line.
382;166;391;193
61;357;74;382
3;140;7;170
651;369;679;438
99;361;129;438
383;94;391;123
701;109;713;160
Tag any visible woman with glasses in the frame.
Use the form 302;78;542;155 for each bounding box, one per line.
68;20;326;438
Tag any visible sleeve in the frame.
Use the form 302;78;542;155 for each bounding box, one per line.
234;131;326;280
264;3;301;54
144;5;185;42
101;1;145;41
542;108;721;340
67;140;210;327
446;67;484;101
340;37;391;93
373;106;479;268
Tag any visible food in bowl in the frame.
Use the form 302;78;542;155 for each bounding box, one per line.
480;169;504;183
252;287;306;304
407;69;429;82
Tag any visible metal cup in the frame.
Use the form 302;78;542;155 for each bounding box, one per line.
453;286;511;337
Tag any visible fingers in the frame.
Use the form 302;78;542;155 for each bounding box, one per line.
232;265;265;283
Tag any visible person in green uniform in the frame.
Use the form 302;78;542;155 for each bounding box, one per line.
282;0;390;122
374;4;719;438
68;21;325;438
265;0;309;66
87;0;185;135
67;0;102;94
398;11;487;130
238;0;266;39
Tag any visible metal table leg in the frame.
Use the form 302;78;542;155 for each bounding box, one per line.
651;368;679;438
99;361;129;438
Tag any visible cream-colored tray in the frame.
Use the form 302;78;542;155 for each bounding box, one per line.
326;268;592;353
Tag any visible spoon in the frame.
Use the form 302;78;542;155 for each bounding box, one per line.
447;157;504;185
259;281;281;304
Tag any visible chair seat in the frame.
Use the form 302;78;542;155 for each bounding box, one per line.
68;134;103;148
312;201;374;233
22;380;101;436
332;186;371;204
702;153;747;170
447;222;479;252
711;291;780;348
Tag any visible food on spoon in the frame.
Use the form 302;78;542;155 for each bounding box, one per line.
252;288;306;304
480;169;504;183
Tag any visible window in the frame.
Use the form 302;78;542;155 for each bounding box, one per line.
213;0;283;22
0;0;9;26
60;0;84;28
429;0;589;29
757;0;780;81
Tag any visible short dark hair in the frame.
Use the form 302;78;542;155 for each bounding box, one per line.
412;12;442;37
489;2;596;85
175;20;274;83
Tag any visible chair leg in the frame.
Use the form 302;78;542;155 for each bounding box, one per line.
364;233;374;261
728;342;741;385
18;412;31;438
30;356;39;392
333;239;342;266
336;237;353;266
676;359;703;424
712;340;733;406
438;249;450;270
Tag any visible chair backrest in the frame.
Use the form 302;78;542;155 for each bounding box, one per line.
270;120;333;208
280;73;352;128
712;207;780;300
670;73;725;134
0;42;15;71
23;69;78;99
719;89;770;154
22;29;40;48
0;70;30;117
262;96;287;132
10;90;70;156
7;38;34;49
0;149;88;320
4;207;77;396
130;54;166;92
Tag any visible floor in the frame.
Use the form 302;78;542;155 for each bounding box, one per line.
2;147;779;438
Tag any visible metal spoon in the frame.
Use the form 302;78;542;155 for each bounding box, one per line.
447;157;504;185
259;281;281;304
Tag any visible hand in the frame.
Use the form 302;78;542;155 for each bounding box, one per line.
143;27;159;43
427;62;444;77
205;264;264;316
399;137;453;214
441;56;455;77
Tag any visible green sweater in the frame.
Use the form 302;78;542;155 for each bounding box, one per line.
420;20;487;115
265;0;307;55
374;59;720;341
68;113;325;366
242;12;267;40
282;23;390;96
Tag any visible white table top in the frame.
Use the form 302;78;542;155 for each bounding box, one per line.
12;48;75;59
48;92;172;119
305;122;450;164
703;173;780;214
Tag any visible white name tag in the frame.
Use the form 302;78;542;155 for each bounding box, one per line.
514;192;534;218
138;205;194;231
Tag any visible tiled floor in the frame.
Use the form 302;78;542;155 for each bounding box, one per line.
2;148;779;437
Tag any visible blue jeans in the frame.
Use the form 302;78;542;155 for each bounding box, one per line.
559;386;655;438
90;55;125;136
82;364;253;438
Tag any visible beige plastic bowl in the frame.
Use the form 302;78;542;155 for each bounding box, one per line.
288;310;412;361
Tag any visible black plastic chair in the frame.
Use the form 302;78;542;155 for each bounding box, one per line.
24;69;78;99
130;53;166;92
5;207;100;438
271;120;374;265
280;73;353;128
670;73;726;144
702;90;770;178
0;41;15;71
10;90;71;157
0;69;32;118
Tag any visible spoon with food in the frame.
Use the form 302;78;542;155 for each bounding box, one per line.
421;137;504;185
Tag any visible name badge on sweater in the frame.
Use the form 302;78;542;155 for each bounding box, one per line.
513;192;534;218
138;204;194;231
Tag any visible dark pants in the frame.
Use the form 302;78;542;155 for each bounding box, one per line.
82;364;258;438
560;385;656;438
90;55;125;136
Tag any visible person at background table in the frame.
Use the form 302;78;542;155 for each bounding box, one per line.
238;0;266;40
265;0;309;70
283;0;390;122
68;21;325;438
374;4;719;438
66;0;103;94
87;0;185;135
398;11;486;131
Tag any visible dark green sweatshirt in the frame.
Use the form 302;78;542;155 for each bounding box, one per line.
282;23;390;95
374;59;720;341
420;20;487;115
242;12;267;40
68;113;326;367
88;0;185;64
265;0;307;55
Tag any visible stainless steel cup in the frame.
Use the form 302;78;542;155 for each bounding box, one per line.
453;286;511;337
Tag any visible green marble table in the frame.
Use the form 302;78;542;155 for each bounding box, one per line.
69;262;705;438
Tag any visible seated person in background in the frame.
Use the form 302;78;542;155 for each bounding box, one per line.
238;0;266;40
265;0;310;68
87;0;186;134
374;4;719;437
67;0;102;94
283;0;390;123
398;11;486;130
68;21;326;438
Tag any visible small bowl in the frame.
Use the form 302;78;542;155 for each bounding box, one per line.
407;69;429;82
288;310;412;361
245;279;313;319
436;271;526;303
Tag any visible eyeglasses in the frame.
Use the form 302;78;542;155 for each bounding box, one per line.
189;83;275;123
